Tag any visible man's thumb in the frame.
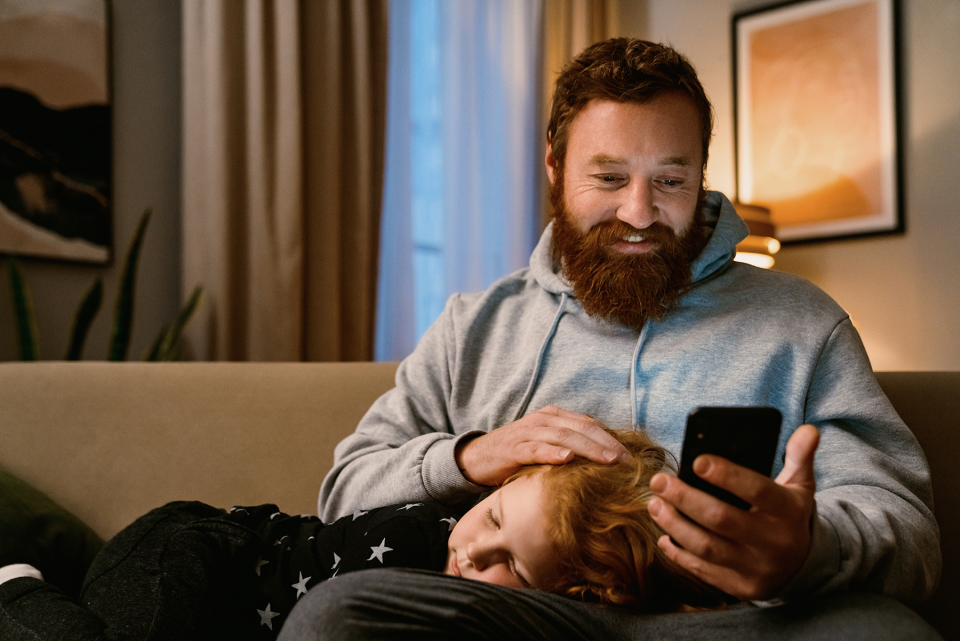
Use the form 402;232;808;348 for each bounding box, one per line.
775;424;819;490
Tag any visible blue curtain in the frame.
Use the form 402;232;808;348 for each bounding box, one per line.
375;0;544;361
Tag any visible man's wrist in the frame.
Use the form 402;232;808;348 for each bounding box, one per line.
752;502;830;606
421;434;490;503
454;432;495;487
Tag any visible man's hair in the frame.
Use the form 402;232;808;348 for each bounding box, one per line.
547;37;714;181
505;429;728;611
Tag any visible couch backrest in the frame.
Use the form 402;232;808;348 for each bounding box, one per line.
0;362;399;539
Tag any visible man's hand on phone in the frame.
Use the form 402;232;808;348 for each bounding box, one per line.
647;424;820;601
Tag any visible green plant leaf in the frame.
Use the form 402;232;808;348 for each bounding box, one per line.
64;278;103;360
109;209;151;361
6;256;40;360
142;322;171;362
143;285;203;361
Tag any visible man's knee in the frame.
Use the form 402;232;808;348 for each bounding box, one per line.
277;568;465;640
278;568;608;641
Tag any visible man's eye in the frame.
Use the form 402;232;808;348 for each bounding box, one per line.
661;179;681;187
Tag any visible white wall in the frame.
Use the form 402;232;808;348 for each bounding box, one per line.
618;0;960;371
0;0;182;361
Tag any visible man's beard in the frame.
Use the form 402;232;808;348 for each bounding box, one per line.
551;183;707;329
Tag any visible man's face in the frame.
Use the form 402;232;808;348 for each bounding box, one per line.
545;93;708;328
443;474;559;590
546;93;704;241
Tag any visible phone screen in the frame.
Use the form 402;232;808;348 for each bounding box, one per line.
678;406;782;510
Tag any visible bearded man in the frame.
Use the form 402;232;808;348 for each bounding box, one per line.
284;38;940;640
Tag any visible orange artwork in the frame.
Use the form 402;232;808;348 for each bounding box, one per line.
735;0;901;243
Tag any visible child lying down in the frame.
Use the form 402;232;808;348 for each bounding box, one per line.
0;429;727;640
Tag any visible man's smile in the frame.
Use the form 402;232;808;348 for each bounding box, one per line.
611;235;656;254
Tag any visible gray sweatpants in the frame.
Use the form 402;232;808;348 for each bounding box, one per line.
278;567;943;641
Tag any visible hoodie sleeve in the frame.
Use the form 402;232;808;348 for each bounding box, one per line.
759;319;941;605
318;297;489;522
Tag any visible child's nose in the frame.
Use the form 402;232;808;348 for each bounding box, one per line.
466;540;494;570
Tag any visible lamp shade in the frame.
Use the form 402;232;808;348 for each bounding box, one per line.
733;202;780;269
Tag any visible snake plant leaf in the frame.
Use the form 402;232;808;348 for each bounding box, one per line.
142;321;171;362
109;209;151;361
6;256;40;360
142;285;203;361
64;278;103;360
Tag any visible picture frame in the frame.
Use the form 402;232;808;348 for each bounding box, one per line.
733;0;903;244
0;0;112;264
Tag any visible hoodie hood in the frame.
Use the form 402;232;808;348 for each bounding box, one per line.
529;191;748;295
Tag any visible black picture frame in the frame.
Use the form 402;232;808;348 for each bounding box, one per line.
732;0;904;244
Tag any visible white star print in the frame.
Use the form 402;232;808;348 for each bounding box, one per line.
367;538;393;563
352;509;368;521
331;553;340;569
292;572;311;599
258;603;280;630
329;568;339;579
397;503;424;511
255;557;269;576
269;512;281;520
440;517;458;531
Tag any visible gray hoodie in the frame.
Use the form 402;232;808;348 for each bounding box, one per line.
319;191;940;603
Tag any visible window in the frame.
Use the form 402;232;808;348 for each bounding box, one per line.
376;0;543;361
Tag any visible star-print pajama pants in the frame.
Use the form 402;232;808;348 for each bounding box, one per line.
0;500;464;640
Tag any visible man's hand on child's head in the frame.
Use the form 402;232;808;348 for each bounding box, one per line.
646;424;820;601
454;406;632;487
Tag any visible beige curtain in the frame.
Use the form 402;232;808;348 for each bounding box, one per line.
301;1;388;362
182;0;387;361
539;0;617;224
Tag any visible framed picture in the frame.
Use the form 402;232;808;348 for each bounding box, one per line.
0;0;111;263
733;0;903;244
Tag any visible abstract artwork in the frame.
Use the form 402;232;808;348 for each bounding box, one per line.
733;0;902;243
0;0;111;263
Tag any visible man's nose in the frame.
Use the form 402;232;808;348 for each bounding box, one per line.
616;180;658;229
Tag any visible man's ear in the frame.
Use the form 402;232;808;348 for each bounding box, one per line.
544;138;557;185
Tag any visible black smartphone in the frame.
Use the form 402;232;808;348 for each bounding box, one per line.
678;406;783;510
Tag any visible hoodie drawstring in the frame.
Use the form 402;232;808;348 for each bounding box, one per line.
630;322;651;428
514;293;568;420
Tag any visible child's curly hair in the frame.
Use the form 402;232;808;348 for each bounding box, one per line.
504;428;730;611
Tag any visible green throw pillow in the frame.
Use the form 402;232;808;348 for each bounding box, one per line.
0;468;104;600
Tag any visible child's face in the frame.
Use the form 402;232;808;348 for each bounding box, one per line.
443;473;559;590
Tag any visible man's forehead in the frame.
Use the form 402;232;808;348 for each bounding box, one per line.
565;96;703;166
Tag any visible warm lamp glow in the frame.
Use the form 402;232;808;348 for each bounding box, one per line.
733;202;779;269
734;252;776;269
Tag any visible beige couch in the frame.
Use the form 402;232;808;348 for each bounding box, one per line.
0;363;955;638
